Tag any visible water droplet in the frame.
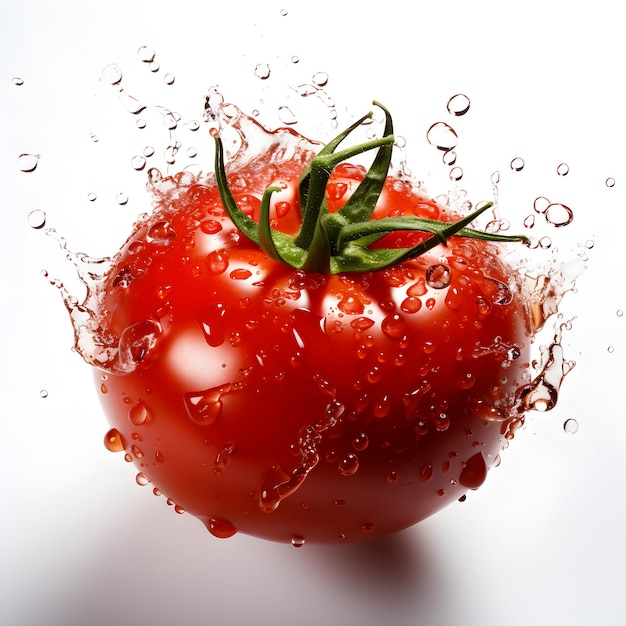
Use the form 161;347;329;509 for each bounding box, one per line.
277;106;298;125
87;192;97;202
128;399;150;426
426;122;458;151
184;383;231;426
605;177;616;188
27;209;46;229
523;214;535;229
39;389;48;398
280;8;288;16
381;314;407;339
17;153;39;172
186;147;198;158
254;63;271;80
419;464;433;483
426;264;451;289
207;249;229;274
131;444;144;459
164;73;175;85
533;196;550;214
101;63;123;85
291;55;300;64
607;345;615;354
12;77;24;86
339;453;359;476
617;309;624;318
143;145;155;157
118;320;161;372
459;452;487;489
137;45;156;63
443;150;457;165
352;433;369;451
545;203;574;227
557;162;569;176
360;522;375;533
312;71;329;87
563;418;579;434
291;535;306;548
386;471;399;485
136;118;147;129
131;155;146;171
449;167;463;181
149;61;160;73
446;93;470;116
90;133;99;142
510;157;525;171
135;472;150;486
116;192;129;205
146;220;176;246
104;428;126;453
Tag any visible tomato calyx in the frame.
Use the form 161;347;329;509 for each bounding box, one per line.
214;101;530;274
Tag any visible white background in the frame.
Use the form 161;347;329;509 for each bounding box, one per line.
1;1;625;625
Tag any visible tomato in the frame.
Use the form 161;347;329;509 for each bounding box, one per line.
94;103;533;544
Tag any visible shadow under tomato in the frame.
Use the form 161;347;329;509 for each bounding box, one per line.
306;526;441;600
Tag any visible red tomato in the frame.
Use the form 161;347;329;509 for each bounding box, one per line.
95;105;532;545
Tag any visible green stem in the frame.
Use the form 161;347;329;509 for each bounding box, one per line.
213;103;530;276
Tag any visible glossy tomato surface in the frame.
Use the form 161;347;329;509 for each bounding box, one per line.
95;143;532;545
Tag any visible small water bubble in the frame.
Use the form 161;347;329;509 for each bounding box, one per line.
360;522;375;533
164;73;175;85
312;71;329;87
605;177;616;188
149;61;160;73
116;192;129;205
533;196;550;214
291;535;305;548
563;418;579;434
254;63;271;80
102;63;123;85
131;155;147;171
12;77;24;86
39;389;48;399
510;157;525;172
90;133;99;142
87;192;97;202
17;153;39;172
545;203;574;227
426;122;458;151
617;309;624;318
281;8;288;16
27;209;46;229
557;162;569;176
186;147;198;158
491;171;500;185
446;93;470;116
136;119;147;129
137;45;156;63
443;150;457;165
143;145;155;157
607;345;615;354
291;56;300;64
523;214;535;229
449;167;463;181
277;106;298;125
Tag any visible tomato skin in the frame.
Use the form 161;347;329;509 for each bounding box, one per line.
95;160;532;544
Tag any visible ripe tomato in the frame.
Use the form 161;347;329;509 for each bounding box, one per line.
94;103;532;544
